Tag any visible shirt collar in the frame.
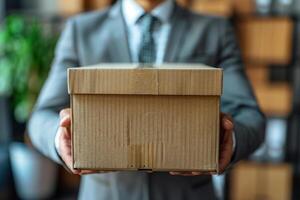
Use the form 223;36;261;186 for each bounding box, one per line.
122;0;174;27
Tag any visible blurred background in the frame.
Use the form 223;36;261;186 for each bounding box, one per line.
0;0;300;199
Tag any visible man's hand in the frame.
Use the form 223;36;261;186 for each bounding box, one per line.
57;108;113;175
218;113;234;173
170;113;234;176
58;109;233;175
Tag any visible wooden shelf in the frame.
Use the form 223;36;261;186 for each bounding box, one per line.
245;66;292;116
189;0;233;17
231;162;292;200
236;17;294;65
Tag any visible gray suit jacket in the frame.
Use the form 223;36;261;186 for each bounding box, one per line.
28;2;265;200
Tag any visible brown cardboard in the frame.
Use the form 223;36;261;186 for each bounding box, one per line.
68;64;223;172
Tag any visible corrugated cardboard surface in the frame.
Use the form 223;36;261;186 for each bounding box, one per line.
69;65;222;172
68;66;222;96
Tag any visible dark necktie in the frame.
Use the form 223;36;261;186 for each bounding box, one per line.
138;14;160;64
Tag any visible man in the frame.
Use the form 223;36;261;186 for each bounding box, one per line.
28;0;265;199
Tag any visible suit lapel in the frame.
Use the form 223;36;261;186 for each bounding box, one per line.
164;5;189;63
107;2;132;63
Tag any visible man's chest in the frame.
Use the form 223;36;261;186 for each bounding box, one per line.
77;21;220;67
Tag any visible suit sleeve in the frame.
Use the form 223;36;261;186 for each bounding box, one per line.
218;19;266;163
28;19;79;163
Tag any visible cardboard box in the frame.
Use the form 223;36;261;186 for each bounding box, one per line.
231;162;292;200
245;66;292;116
68;64;223;172
237;17;293;65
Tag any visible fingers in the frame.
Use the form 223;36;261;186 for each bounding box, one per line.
58;128;80;175
218;113;234;174
60;116;71;127
79;170;98;175
59;108;87;175
169;171;213;176
170;172;195;176
59;108;99;175
219;129;233;174
79;170;115;175
60;108;70;118
60;109;71;127
222;114;234;131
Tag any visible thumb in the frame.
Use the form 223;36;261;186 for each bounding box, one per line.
60;109;71;127
60;115;71;127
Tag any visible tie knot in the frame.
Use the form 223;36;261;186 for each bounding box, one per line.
138;13;160;32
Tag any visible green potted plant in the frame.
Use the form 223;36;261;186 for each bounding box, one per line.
0;15;57;123
0;15;59;199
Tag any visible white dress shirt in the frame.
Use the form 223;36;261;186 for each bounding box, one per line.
122;0;173;64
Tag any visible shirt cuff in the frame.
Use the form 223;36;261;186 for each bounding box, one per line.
232;131;236;153
55;129;61;153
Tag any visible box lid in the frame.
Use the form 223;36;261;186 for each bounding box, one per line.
68;64;223;96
